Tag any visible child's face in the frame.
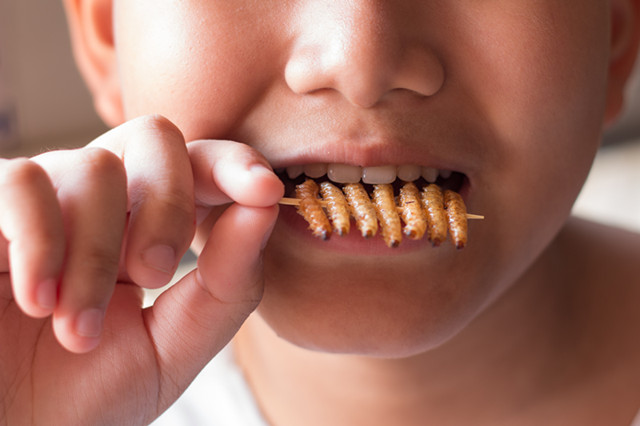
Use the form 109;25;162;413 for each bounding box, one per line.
111;0;621;355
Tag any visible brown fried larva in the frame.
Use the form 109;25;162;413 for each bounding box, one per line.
444;189;468;249
421;184;448;246
295;179;332;240
372;184;403;248
398;181;427;240
288;178;476;248
319;181;351;236
342;183;378;238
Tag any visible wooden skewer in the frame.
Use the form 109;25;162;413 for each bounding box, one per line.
278;197;484;220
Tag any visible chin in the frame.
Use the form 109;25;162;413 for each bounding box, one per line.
259;241;490;358
255;295;475;359
257;195;538;358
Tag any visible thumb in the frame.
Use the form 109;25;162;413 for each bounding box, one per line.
143;203;278;401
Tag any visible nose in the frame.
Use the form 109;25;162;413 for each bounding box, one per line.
284;1;445;108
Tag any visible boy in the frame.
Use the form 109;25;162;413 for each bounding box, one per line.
1;0;640;424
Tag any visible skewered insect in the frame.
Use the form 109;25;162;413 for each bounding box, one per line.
284;179;480;248
421;184;448;246
342;183;379;238
372;184;403;248
319;181;350;236
295;179;332;240
398;181;427;240
444;189;468;249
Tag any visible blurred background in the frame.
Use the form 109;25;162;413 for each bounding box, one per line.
0;1;106;156
1;0;639;232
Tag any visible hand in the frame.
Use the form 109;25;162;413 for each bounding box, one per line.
0;115;283;424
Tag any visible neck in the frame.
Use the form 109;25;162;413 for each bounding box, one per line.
234;238;579;426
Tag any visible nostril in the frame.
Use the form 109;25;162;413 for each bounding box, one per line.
285;44;445;107
394;46;445;98
284;47;323;96
284;6;445;107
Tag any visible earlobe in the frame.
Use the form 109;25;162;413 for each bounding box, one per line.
605;0;640;125
63;0;124;127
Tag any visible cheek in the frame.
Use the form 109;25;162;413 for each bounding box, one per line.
114;1;280;140
463;3;610;155
454;2;611;270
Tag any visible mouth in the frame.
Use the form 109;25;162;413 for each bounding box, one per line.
272;162;472;253
276;163;467;197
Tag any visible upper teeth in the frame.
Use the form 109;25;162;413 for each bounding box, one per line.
285;163;452;184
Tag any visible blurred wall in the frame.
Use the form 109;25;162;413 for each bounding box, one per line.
0;0;106;156
608;57;640;143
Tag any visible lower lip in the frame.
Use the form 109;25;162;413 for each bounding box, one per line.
275;204;437;256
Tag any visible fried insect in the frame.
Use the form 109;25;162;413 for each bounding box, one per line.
444;189;468;249
288;178;477;248
398;181;427;239
295;179;332;240
421;184;448;246
372;184;403;247
319;181;350;236
342;183;378;238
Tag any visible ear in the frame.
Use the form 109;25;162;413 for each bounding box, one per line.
62;0;124;127
605;0;640;125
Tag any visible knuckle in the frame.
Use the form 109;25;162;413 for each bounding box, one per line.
0;158;49;189
75;148;126;184
137;114;184;142
131;188;195;226
81;246;122;284
161;191;196;220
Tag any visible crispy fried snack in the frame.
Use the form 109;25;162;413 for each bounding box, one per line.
421;184;448;246
372;184;403;248
398;181;427;239
342;183;378;238
319;181;350;236
295;179;332;240
289;178;476;248
444;189;468;249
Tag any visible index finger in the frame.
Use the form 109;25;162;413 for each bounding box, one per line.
90;115;196;289
188;140;284;209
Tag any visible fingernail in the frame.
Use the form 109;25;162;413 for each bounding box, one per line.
75;308;104;338
142;245;176;274
37;279;57;310
249;162;274;176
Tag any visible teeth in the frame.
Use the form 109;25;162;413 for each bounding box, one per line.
421;167;438;183
327;164;362;183
397;165;421;182
304;163;328;178
439;169;452;179
287;165;304;179
362;165;396;184
285;163;456;184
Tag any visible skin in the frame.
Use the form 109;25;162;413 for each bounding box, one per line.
0;0;640;424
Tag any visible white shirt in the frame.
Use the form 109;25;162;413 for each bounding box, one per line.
151;344;267;426
151;345;640;426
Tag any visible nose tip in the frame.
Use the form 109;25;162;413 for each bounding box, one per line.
284;7;445;108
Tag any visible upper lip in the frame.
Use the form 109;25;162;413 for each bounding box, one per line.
236;99;486;178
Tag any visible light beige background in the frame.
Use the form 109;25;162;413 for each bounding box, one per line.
0;0;105;155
